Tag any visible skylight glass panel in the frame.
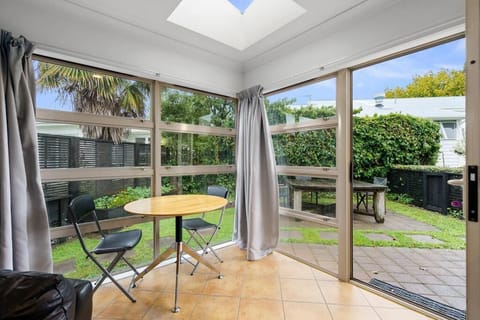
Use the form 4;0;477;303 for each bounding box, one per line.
167;0;306;51
228;0;254;13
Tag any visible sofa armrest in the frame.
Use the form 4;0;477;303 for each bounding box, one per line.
69;278;93;320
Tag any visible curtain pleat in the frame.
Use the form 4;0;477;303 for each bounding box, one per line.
0;30;52;272
234;85;279;260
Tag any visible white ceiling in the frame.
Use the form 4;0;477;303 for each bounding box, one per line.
57;0;386;63
0;0;465;95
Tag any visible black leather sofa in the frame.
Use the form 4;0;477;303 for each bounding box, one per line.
0;269;93;320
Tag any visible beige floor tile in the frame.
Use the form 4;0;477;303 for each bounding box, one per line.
277;260;315;279
238;298;285;320
91;246;444;320
242;275;282;300
161;271;210;294
312;269;338;282
190;295;240;320
328;305;381;320
142;293;199;320
96;290;158;319
92;286;120;317
284;301;332;320
281;278;324;303
361;290;406;308
320;282;370;306
203;273;244;296
373;307;435;319
241;257;279;276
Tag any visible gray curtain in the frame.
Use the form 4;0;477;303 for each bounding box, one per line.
0;30;52;272
234;85;279;260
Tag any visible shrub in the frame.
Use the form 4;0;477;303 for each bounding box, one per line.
94;185;172;209
353;114;440;181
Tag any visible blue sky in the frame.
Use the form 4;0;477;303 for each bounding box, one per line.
228;0;253;13
268;38;465;104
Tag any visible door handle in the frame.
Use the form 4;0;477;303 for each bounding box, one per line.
468;165;478;222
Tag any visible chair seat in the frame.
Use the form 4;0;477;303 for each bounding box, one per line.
182;218;216;231
93;229;142;254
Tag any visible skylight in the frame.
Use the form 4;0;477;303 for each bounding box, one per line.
228;0;254;13
167;0;306;51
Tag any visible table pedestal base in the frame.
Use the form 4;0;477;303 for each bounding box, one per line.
132;216;223;313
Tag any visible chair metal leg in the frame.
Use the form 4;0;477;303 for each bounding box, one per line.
186;229;223;275
91;252;137;303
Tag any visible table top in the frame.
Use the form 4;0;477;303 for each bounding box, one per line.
287;178;387;192
124;194;228;217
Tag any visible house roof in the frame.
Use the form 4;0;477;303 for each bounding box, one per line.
305;96;465;121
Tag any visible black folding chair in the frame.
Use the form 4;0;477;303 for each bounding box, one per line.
68;194;142;302
182;185;229;275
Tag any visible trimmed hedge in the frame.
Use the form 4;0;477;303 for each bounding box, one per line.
353;114;441;181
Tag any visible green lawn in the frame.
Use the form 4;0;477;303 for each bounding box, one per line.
52;201;466;279
281;200;466;249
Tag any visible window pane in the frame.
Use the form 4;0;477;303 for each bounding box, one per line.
273;129;336;167
266;78;336;125
34;60;151;120
44;178;151;227
161;88;235;128
160;174;235;253
161;132;234;166
162;174;235;200
442;121;457;139
278;175;338;275
37;122;151;168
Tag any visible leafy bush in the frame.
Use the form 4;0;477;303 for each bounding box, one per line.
269;101;441;182
94;185;172;209
387;193;413;205
353;114;440;181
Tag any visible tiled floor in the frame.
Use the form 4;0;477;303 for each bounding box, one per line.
93;246;435;319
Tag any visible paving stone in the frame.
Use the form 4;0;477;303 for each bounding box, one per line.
436;275;465;286
442;296;466;311
279;230;303;240
402;283;434;295
392;273;418;283
318;231;338;240
427;284;462;297
405;234;444;244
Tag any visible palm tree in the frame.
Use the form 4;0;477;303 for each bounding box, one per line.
37;62;150;143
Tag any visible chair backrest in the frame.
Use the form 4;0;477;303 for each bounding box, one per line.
207;185;229;199
207;185;228;225
68;194;104;255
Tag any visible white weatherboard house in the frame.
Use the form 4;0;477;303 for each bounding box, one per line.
297;96;466;167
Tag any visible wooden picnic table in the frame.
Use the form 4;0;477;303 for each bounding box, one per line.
287;178;387;223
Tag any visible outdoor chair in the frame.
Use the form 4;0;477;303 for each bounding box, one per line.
68;194;142;302
356;177;387;211
182;185;229;275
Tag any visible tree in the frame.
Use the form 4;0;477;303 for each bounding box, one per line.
384;69;465;98
37;62;150;143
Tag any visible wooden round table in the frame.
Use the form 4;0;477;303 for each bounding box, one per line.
124;194;228;312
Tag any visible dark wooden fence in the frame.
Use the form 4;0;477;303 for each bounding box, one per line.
38;134;151;227
387;167;463;215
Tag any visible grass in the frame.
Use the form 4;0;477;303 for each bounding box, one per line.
52;201;466;279
280;200;466;249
